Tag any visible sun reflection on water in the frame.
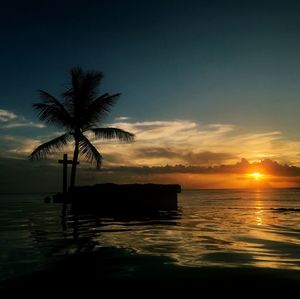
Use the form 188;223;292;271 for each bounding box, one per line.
255;192;263;226
2;190;300;280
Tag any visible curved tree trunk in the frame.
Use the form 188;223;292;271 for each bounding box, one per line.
69;138;79;189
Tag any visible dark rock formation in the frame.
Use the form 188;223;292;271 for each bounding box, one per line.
53;183;181;215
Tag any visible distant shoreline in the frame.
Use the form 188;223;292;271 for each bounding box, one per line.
1;187;300;195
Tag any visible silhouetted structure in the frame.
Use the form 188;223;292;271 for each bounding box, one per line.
53;183;181;215
58;154;79;193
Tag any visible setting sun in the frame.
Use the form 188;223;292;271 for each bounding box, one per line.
248;172;264;180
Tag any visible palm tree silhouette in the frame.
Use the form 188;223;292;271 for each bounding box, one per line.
29;67;134;188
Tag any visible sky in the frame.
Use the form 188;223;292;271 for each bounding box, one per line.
2;0;300;191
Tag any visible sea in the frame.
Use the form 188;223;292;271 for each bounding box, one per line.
1;189;300;285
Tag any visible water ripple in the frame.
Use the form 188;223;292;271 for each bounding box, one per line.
2;189;300;282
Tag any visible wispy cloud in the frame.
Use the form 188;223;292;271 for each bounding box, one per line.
114;116;131;121
0;108;45;129
0;131;67;158
0;134;41;157
1;121;45;129
3;118;300;170
3;117;300;190
0;109;17;122
94;119;298;167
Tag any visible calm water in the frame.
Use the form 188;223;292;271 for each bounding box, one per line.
1;189;300;283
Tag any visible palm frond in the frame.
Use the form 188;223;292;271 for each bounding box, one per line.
91;127;135;142
63;68;104;126
78;133;103;169
64;68;103;99
64;68;84;95
33;90;73;128
71;67;84;92
82;70;103;97
82;93;121;128
29;133;72;160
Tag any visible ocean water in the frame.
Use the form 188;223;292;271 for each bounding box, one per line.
1;189;300;284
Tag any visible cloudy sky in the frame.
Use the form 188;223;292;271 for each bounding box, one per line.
2;0;300;191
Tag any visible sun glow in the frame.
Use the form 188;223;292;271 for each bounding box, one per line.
248;172;264;180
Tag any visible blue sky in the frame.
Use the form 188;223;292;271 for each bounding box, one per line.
1;0;300;133
2;0;300;190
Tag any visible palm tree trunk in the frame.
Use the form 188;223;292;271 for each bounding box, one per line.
70;138;79;190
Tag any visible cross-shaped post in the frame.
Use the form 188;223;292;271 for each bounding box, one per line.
58;154;79;194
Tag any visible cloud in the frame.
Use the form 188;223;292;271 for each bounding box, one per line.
0;132;66;158
0;109;17;122
99;158;300;177
2;156;300;192
92;119;300;167
0;108;45;129
90;120;239;167
1;122;45;129
3;117;300;174
114;116;131;121
93;159;300;189
248;159;300;177
133;147;237;165
0;157;65;192
4;115;300;190
0;134;41;157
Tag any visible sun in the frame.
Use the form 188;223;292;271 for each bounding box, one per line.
248;172;264;180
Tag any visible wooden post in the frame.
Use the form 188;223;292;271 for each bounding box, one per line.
58;154;68;194
58;154;79;194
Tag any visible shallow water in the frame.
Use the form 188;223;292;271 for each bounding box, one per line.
1;189;300;283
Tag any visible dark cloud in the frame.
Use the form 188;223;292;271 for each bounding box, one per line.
1;157;300;193
182;151;237;165
100;153;133;165
0;157;101;193
101;158;300;176
135;147;179;159
134;147;237;165
247;159;300;177
0;157;61;193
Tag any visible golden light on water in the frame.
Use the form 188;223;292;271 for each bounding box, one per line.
255;193;263;226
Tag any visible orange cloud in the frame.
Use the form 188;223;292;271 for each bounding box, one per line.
95;159;300;188
3;116;300;190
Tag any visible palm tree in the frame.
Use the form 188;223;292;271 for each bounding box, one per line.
29;67;134;189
